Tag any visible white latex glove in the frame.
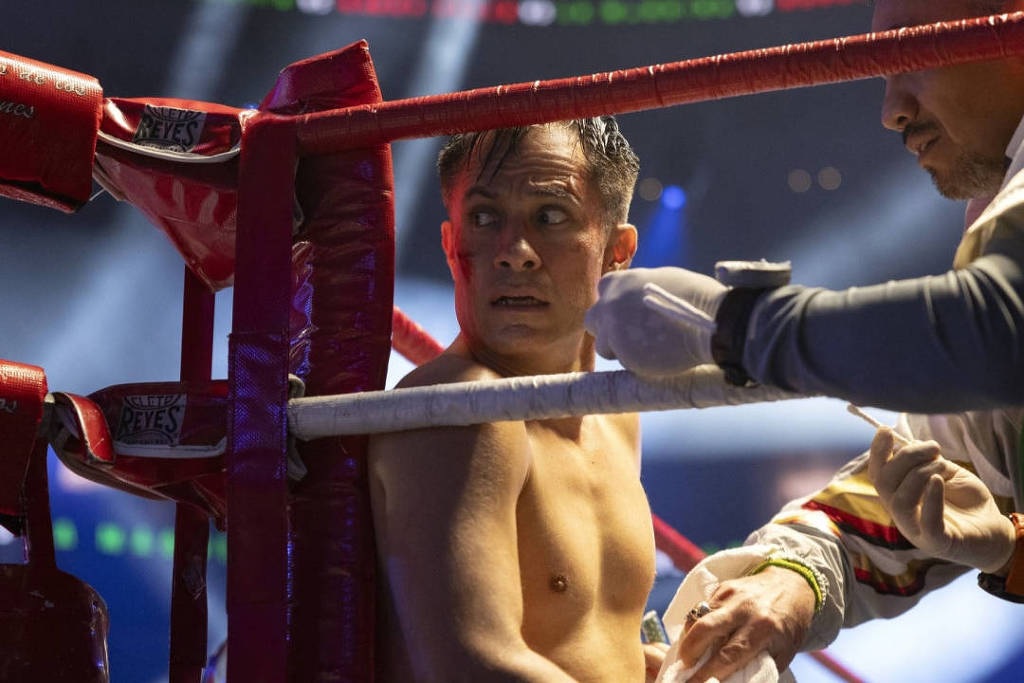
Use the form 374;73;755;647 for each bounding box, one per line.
585;267;728;377
868;428;1017;574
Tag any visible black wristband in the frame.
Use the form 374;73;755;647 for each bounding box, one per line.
977;571;1024;603
977;512;1024;603
711;287;770;386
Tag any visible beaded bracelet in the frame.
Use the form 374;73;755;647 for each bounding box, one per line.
749;553;827;614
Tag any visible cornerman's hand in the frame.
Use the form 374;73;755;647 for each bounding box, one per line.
643;642;669;683
868;428;1016;574
673;567;815;682
584;267;727;377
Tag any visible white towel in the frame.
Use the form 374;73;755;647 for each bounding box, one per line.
655;545;797;683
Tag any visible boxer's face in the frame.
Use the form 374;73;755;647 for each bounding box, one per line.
442;124;635;373
873;0;1024;198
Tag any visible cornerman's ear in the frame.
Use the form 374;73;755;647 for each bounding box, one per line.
604;223;638;273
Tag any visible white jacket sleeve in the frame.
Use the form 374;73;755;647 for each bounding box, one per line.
741;408;1022;651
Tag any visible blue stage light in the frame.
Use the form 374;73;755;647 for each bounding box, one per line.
661;184;686;210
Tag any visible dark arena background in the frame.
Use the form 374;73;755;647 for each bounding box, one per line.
2;1;1023;681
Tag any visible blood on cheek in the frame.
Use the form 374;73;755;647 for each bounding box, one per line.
454;250;475;280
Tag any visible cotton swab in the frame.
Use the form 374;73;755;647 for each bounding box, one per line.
846;403;911;446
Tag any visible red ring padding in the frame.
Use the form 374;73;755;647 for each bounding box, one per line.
92;97;243;291
0;360;49;528
261;42;395;680
0;52;102;212
48;382;229;527
0;360;110;682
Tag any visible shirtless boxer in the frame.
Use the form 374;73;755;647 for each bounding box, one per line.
369;117;663;681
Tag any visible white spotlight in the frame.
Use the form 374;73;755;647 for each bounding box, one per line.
519;0;558;26
297;0;335;14
736;0;774;17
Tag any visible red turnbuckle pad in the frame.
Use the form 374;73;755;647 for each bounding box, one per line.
48;381;229;526
93;97;247;291
0;51;102;212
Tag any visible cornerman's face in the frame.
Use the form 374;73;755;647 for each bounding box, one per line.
872;0;1024;199
441;125;636;368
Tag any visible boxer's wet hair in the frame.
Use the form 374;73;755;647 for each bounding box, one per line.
437;116;639;227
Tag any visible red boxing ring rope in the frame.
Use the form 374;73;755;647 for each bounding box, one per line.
292;12;1024;152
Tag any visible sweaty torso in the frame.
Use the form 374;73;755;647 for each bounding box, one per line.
515;413;656;682
373;350;656;681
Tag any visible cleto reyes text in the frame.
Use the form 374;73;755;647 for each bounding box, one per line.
117;394;185;444
133;105;207;152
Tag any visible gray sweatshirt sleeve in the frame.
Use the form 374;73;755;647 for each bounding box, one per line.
741;219;1024;412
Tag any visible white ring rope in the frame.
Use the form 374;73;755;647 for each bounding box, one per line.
288;365;807;439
